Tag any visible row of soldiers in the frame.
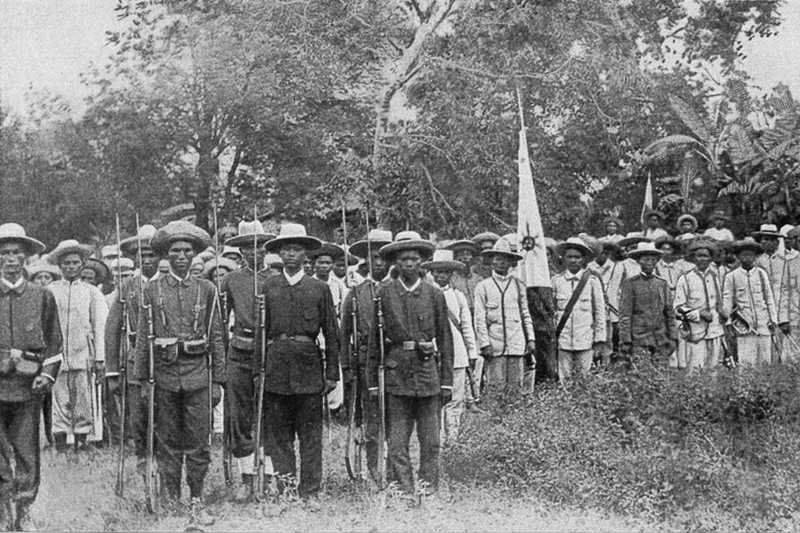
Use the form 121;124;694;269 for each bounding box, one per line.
0;206;794;529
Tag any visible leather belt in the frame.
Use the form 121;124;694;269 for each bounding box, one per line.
267;334;315;345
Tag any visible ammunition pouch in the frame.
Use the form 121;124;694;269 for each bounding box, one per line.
154;338;179;365
0;349;41;377
231;331;255;352
181;337;209;357
397;339;438;362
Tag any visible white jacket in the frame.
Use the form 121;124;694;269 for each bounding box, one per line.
441;285;477;368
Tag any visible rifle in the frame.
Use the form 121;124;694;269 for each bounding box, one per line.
114;214;129;497
365;208;387;489
252;205;268;502
137;213;160;513
212;205;233;485
343;202;363;481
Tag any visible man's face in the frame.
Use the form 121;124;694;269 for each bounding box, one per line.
240;246;260;270
563;248;584;273
314;254;333;278
479;240;495;263
638;254;659;274
694;248;712;270
739;249;757;268
788;237;798;252
714;218;725;229
369;251;387;281
395;250;422;279
0;242;26;279
32;272;54;286
605;222;618;235
679;221;693;233
596;249;609;265
659;243;674;259
432;269;452;287
762;236;778;254
80;268;97;285
454;248;474;265
167;240;196;277
491;254;511;275
59;253;85;281
302;258;313;275
138;246;157;278
647;215;660;229
280;243;307;272
222;252;242;266
333;256;347;278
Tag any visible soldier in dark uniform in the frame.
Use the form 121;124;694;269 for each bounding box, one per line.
132;221;225;526
340;229;392;483
105;224;158;462
619;241;675;367
374;232;454;496
257;223;339;502
220;219;274;502
0;223;62;530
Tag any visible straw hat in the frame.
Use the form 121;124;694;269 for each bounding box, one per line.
480;237;523;261
627;241;664;259
26;260;61;281
350;229;393;259
446;239;478;254
379;231;435;261
472;231;501;246
677;214;698;231
732;238;764;254
203;256;239;278
0;223;45;256
225;219;275;248
48;239;94;265
686;238;719;255
422;249;465;272
752;224;782;239
151;221;211;255
263;223;321;253
617;232;650;249
82;257;111;283
556;237;595;259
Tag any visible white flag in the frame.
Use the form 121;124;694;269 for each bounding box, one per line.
517;122;550;288
640;173;653;225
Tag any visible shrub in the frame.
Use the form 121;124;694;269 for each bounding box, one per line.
444;362;800;531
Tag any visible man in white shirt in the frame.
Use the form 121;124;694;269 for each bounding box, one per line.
588;241;625;364
642;209;670;241
425;250;477;444
703;211;735;242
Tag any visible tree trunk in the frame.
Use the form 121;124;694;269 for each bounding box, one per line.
195;148;219;233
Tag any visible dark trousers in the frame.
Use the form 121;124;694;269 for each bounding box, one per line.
227;361;255;458
351;368;382;480
0;400;40;511
263;392;322;497
126;383;147;457
386;394;440;494
155;387;210;499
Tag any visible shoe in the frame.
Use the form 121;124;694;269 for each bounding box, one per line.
189;498;215;527
233;475;254;503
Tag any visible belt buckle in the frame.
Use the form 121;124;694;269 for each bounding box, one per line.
402;341;416;351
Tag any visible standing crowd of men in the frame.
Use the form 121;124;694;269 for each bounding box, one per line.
0;205;798;528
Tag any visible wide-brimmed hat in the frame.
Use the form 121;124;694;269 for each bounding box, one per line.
472;231;501;246
732;238;764;254
577;233;602;257
350;229;393;259
787;226;800;240
677;214;698;231
379;231;435;261
423;249;465;272
600;240;620;253
0;224;46;256
48;239;94;265
109;257;135;273
203;256;239;278
220;245;243;260
686;238;719;255
643;208;665;221
617;232;650;249
25;260;61;281
446;239;477;254
752;224;782;240
82;257;111;283
151;221;211;255
216;224;238;242
780;224;795;238
225;219;275;248
501;233;521;252
119;224;158;258
557;237;595;259
627;241;664;259
309;242;346;261
264;223;322;253
655;235;682;251
602;216;623;229
481;237;523;261
100;245;120;260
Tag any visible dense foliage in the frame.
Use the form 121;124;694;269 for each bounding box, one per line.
445;362;800;531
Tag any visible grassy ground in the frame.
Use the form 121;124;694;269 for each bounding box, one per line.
29;420;659;532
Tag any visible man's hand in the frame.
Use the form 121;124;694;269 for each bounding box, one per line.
325;379;338;395
480;346;493;358
106;375;120;395
780;322;791;335
440;388;452;405
31;375;52;395
212;383;223;407
525;341;536;355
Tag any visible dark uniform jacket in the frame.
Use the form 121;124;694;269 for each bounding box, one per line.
220;267;269;364
618;272;675;350
259;273;339;395
0;280;62;402
340;279;378;386
133;273;225;391
105;274;146;381
372;278;454;398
